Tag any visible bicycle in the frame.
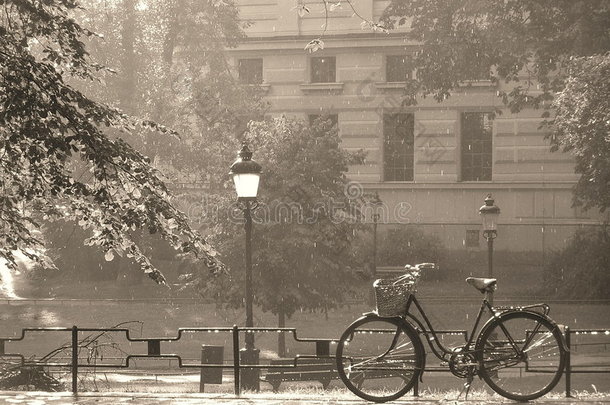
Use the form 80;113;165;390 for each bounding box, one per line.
335;263;568;403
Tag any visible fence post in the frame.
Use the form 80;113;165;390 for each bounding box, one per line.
565;326;571;398
232;325;241;396
71;325;78;394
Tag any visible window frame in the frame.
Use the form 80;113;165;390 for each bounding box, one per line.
238;58;263;85
385;54;412;82
310;56;336;83
460;111;494;182
465;229;480;248
308;113;338;129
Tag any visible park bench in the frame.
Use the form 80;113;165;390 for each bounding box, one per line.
262;357;337;391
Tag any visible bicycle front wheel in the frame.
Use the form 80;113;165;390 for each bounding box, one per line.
336;315;424;403
477;311;566;401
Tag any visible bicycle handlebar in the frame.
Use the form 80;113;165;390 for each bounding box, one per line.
390;263;437;284
404;263;437;271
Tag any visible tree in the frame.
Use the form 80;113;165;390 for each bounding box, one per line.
0;0;225;282
542;227;610;299
550;53;610;212
45;0;265;287
377;1;609;109
72;0;266;191
197;116;367;355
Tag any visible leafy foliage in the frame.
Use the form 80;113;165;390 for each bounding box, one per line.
198;116;368;317
0;0;225;282
73;0;266;192
550;53;610;211
377;227;442;267
380;0;610;110
542;228;610;299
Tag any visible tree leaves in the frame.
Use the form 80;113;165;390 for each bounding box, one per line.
201;116;368;317
379;0;610;112
1;0;225;282
551;54;610;211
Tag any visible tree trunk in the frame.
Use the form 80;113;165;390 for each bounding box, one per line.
118;0;137;113
162;0;185;65
277;301;286;358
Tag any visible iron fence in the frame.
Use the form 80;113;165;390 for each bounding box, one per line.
0;325;608;396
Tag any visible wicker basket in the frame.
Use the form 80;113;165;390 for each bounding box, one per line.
374;272;419;317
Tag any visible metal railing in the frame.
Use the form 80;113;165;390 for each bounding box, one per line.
0;325;608;396
0;325;338;396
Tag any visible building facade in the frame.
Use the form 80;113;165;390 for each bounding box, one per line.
229;0;605;252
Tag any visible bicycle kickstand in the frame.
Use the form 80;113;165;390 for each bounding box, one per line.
457;374;474;401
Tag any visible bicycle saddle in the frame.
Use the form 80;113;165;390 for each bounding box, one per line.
466;277;497;293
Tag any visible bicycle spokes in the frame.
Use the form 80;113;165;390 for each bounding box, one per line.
336;317;423;402
478;312;565;401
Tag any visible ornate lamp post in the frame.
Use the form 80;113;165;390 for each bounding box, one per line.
479;194;500;304
230;142;262;391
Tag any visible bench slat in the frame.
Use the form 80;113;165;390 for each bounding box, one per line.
263;358;337;391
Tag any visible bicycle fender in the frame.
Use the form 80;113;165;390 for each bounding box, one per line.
474;309;569;355
400;315;427;381
346;313;427;381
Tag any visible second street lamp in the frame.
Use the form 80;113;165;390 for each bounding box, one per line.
479;194;500;305
230;142;262;391
371;192;382;281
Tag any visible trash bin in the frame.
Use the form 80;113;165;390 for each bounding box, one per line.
200;345;224;392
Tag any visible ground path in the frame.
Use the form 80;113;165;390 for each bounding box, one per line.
0;392;609;405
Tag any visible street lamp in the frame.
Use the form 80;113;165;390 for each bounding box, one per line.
230;142;262;391
479;194;500;304
371;192;382;280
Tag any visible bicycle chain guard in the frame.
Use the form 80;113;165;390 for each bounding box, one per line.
448;349;477;379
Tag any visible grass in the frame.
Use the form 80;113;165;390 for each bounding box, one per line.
63;371;610;400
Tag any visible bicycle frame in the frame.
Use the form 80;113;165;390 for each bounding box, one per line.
401;292;552;363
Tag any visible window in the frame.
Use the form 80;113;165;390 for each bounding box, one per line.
238;58;263;84
465;230;480;248
386;55;411;82
310;56;336;83
383;113;414;181
308;114;338;128
461;112;493;181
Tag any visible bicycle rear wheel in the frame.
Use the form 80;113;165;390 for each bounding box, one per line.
476;311;566;401
335;315;424;403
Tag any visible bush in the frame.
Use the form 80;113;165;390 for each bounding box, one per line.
377;227;443;267
542;228;610;299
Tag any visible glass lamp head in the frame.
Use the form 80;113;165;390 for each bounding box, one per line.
229;143;262;200
479;194;500;231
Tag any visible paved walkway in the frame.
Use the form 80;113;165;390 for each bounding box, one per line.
0;392;609;405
